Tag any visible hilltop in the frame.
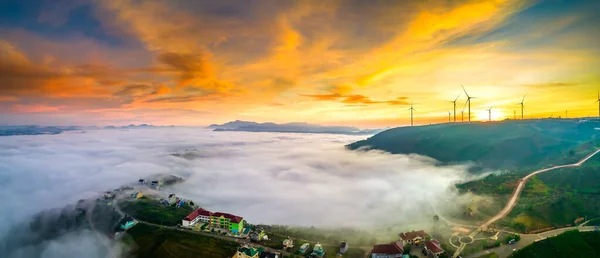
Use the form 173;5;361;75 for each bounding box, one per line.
209;120;385;135
347;119;600;172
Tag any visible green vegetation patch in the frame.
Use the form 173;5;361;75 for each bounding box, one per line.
125;223;239;258
120;197;193;226
348;120;600;172
510;230;600;258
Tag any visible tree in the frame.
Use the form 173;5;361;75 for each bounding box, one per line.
404;244;412;254
569;149;575;156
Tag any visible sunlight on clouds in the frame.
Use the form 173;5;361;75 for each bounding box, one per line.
0;0;598;126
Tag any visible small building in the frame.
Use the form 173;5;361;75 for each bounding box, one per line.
371;242;404;258
310;243;325;258
131;191;143;199
119;216;137;230
182;208;213;228
234;246;263;258
250;230;268;242
423;239;445;258
259;251;279;258
399;230;429;245
283;237;294;249
339;241;349;254
168;194;177;205
299;243;310;254
138;179;145;185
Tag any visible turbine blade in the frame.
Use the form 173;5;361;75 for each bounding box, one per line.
461;84;469;97
455;94;461;102
522;95;526;103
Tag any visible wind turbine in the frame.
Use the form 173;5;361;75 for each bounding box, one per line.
448;111;452;123
461;110;464;122
449;94;460;122
518;95;526;119
486;106;493;122
462;85;475;122
595;90;600;118
408;102;416;126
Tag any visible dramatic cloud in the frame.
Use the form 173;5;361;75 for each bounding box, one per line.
1;0;598;126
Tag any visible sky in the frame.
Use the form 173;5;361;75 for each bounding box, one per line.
0;128;485;256
0;0;599;127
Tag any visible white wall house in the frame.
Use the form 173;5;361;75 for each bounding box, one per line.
182;208;213;228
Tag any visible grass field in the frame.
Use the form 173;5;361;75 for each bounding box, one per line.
509;230;600;258
126;223;239;258
120;197;194;226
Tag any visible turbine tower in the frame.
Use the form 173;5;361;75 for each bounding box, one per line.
486;106;493;122
595;90;600;118
461;110;464;122
448;111;452;123
408;102;416;126
462;85;475;122
449;94;460;122
519;95;526;119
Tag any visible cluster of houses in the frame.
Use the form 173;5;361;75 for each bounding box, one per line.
370;230;446;258
233;245;279;258
182;207;246;234
160;193;185;207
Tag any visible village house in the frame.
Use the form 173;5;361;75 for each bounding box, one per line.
423;239;445;257
250;230;269;242
339;241;349;254
399;230;429;245
182;208;213;228
119;216;137;230
259;251;279;258
370;242;404;258
283;237;294;249
168;194;177;205
234;246;263;258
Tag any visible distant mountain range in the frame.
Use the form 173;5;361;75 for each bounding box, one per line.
0;124;172;136
208;120;385;135
0;125;80;136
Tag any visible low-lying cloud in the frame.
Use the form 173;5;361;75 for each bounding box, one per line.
0;128;479;256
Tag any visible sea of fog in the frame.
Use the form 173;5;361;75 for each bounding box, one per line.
0;127;478;237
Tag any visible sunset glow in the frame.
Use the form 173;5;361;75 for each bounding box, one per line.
0;0;599;127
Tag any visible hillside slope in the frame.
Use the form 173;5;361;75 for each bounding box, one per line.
347;119;600;171
509;230;600;258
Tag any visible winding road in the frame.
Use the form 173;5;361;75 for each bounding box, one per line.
452;148;600;258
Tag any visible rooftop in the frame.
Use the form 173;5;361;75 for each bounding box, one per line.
371;242;404;255
213;212;244;223
424;239;444;254
183;208;213;221
399;230;429;240
238;246;260;257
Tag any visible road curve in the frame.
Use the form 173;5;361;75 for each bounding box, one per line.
453;148;600;258
479;148;600;230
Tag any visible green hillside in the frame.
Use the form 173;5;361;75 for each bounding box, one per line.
509;230;600;258
125;223;239;258
348;119;600;172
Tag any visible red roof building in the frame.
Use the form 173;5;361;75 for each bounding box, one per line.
399;230;429;245
371;242;404;258
183;208;213;221
212;212;243;223
424;239;445;256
